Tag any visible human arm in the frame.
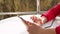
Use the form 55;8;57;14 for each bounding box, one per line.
22;19;56;34
20;17;60;34
31;3;60;25
42;3;60;22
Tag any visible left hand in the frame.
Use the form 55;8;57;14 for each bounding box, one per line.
30;15;47;26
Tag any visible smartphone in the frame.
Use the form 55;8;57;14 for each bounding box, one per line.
18;16;26;22
18;16;40;26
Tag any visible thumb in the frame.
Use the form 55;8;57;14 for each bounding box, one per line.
20;17;33;26
24;20;32;26
20;17;40;27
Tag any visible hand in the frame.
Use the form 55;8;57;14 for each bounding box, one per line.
23;20;45;34
30;15;47;26
23;20;56;34
30;15;43;25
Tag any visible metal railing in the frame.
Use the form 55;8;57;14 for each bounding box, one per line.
0;11;46;20
0;11;45;15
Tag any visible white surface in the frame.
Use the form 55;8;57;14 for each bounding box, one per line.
0;15;60;34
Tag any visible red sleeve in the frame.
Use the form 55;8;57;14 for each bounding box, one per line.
42;3;60;22
56;26;60;34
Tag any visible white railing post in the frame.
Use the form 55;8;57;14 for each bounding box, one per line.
37;0;40;14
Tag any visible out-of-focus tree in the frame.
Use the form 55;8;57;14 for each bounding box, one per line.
0;0;60;20
14;0;36;12
40;0;60;11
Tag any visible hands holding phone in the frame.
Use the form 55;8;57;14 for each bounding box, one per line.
21;15;55;34
22;17;46;34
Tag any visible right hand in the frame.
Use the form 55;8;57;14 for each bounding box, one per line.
30;15;47;26
23;19;46;34
23;18;56;34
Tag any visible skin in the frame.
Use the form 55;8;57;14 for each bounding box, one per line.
23;17;56;34
30;15;47;25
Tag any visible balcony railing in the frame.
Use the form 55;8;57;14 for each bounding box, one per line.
0;11;46;15
0;11;46;20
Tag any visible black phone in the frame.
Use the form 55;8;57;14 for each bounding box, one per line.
18;16;26;22
18;16;41;26
18;16;30;26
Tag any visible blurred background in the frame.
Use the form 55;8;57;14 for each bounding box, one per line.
0;0;60;20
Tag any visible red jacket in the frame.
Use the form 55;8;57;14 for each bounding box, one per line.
42;3;60;34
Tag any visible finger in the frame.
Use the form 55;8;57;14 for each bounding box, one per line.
37;20;43;26
23;20;37;27
20;17;40;27
30;16;42;25
24;20;32;26
19;17;30;26
19;17;36;27
30;16;38;23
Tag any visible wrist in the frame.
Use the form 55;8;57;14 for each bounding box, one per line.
41;16;47;24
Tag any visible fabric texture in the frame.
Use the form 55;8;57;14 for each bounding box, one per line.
42;3;60;34
56;26;60;34
42;3;60;22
